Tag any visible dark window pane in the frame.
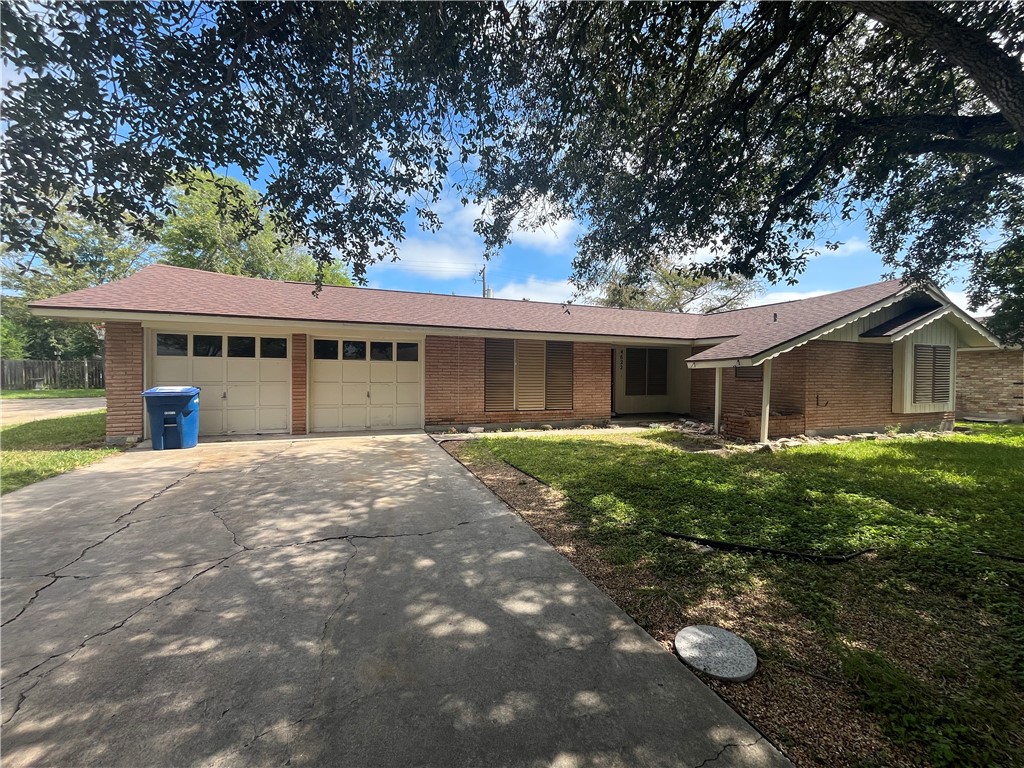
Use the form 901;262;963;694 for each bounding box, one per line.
193;335;222;357
396;342;418;362
156;333;188;356
625;348;646;396
313;339;339;360
227;336;256;358
647;348;668;396
342;341;366;360
260;337;288;359
370;341;393;361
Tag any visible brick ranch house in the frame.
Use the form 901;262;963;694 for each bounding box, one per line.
31;264;1005;444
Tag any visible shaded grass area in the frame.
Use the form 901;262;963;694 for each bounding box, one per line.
463;424;1024;767
1;388;105;399
1;411;120;494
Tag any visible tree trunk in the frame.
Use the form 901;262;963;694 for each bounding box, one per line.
853;1;1024;141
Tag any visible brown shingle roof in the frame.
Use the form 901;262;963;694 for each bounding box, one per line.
30;264;707;340
30;264;909;359
685;279;907;363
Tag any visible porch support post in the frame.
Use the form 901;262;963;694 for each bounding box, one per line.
759;359;772;444
713;366;723;434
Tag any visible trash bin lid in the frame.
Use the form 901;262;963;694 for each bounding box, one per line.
142;386;201;396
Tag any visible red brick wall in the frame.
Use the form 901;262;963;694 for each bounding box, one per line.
956;349;1024;421
104;321;144;443
291;333;308;434
803;341;947;433
424;335;611;426
722;413;806;441
690;346;806;421
690;340;950;437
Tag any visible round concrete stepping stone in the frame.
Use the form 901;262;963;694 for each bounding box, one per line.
673;625;757;682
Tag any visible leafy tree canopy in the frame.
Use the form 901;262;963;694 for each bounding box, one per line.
595;265;763;315
2;1;1022;340
1;211;150;359
159;172;352;286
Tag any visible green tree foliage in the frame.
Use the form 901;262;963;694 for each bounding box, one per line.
158;172;352;285
1;213;150;359
595;265;763;314
2;2;1021;338
0;314;27;359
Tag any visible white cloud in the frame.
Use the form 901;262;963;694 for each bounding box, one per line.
369;198;487;281
512;217;579;252
373;238;483;279
748;289;831;307
492;277;577;304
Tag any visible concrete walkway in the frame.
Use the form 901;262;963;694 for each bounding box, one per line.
0;396;107;426
1;433;789;768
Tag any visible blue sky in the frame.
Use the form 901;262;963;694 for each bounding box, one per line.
361;193;976;312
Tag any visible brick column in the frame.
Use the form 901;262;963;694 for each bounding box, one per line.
104;321;144;444
291;334;308;435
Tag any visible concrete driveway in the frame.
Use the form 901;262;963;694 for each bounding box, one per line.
1;433;788;768
0;396;107;426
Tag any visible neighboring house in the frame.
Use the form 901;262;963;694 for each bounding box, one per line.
956;348;1024;422
30;264;1003;444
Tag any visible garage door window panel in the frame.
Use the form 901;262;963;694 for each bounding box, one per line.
157;333;188;356
313;339;339;360
260;337;288;359
397;343;419;362
193;335;223;357
371;342;393;361
342;341;366;360
228;336;256;358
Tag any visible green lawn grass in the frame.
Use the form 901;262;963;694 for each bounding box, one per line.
464;424;1024;767
0;411;120;494
1;388;105;399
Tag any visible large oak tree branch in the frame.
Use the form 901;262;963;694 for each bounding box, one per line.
852;1;1024;140
851;112;1016;139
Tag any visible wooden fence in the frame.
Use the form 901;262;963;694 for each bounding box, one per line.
0;359;105;390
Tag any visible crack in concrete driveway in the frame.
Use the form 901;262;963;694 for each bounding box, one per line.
1;432;790;767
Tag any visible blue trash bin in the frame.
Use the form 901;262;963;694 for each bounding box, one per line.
142;386;201;450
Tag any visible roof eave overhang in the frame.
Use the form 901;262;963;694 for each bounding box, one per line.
28;306;708;346
686;286;915;369
914;285;1005;348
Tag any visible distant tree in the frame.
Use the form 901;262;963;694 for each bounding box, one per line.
595;264;763;314
158;172;352;286
1;314;27;359
1;211;151;359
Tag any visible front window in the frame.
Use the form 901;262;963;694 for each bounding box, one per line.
625;348;667;396
913;345;951;403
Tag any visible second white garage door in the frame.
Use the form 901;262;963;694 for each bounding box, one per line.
310;338;421;431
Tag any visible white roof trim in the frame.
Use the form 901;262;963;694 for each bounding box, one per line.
911;288;1004;347
687;287;914;369
686;283;1003;369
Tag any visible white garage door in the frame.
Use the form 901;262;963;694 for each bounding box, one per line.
151;332;291;435
310;338;421;431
